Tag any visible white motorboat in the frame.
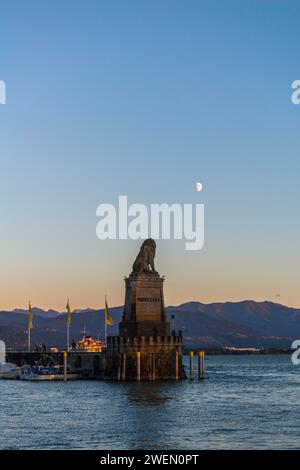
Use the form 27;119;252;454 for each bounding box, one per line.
0;362;21;379
20;364;83;381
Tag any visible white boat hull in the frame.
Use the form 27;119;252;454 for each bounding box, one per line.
20;373;83;381
0;363;20;380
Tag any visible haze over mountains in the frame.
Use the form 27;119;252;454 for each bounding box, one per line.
0;300;299;349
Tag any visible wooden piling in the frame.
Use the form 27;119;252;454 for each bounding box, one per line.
198;351;205;379
152;353;156;381
63;351;68;382
175;351;179;380
136;351;141;381
189;351;194;380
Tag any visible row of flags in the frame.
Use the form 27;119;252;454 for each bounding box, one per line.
27;297;113;331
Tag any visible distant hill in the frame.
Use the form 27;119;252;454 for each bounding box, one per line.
11;308;60;318
0;301;299;349
165;301;300;348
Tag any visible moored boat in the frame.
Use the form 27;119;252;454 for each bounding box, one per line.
0;362;21;379
20;364;83;381
75;331;105;352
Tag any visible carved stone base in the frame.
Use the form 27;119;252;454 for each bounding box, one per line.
123;273;166;324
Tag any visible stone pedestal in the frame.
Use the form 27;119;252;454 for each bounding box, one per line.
119;272;170;337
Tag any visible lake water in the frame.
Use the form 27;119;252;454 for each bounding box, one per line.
0;355;299;450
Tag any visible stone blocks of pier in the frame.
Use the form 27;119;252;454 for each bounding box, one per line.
105;335;186;380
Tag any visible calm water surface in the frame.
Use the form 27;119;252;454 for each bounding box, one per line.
0;355;299;449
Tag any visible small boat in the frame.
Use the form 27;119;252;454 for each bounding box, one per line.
0;362;21;379
20;364;83;381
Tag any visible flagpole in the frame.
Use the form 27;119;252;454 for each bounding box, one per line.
66;298;71;352
67;325;70;351
104;296;107;346
105;316;107;346
28;300;33;352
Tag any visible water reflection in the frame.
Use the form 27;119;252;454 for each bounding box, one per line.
124;382;174;405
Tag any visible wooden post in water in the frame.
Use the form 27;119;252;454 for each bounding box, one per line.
198;351;205;379
175;351;179;380
122;353;126;381
63;351;68;382
136;351;141;381
152;353;156;381
189;351;194;380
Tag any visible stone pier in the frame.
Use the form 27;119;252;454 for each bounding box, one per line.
106;334;185;380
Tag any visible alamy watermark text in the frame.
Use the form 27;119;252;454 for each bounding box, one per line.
291;80;300;105
96;196;204;251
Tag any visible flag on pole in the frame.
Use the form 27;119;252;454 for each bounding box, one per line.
66;298;72;328
28;301;33;330
105;296;113;325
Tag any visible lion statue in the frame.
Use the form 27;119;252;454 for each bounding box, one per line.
132;238;157;274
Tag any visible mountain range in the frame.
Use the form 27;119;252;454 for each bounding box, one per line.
0;300;299;349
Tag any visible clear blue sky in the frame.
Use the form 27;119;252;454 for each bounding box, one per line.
0;0;299;309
